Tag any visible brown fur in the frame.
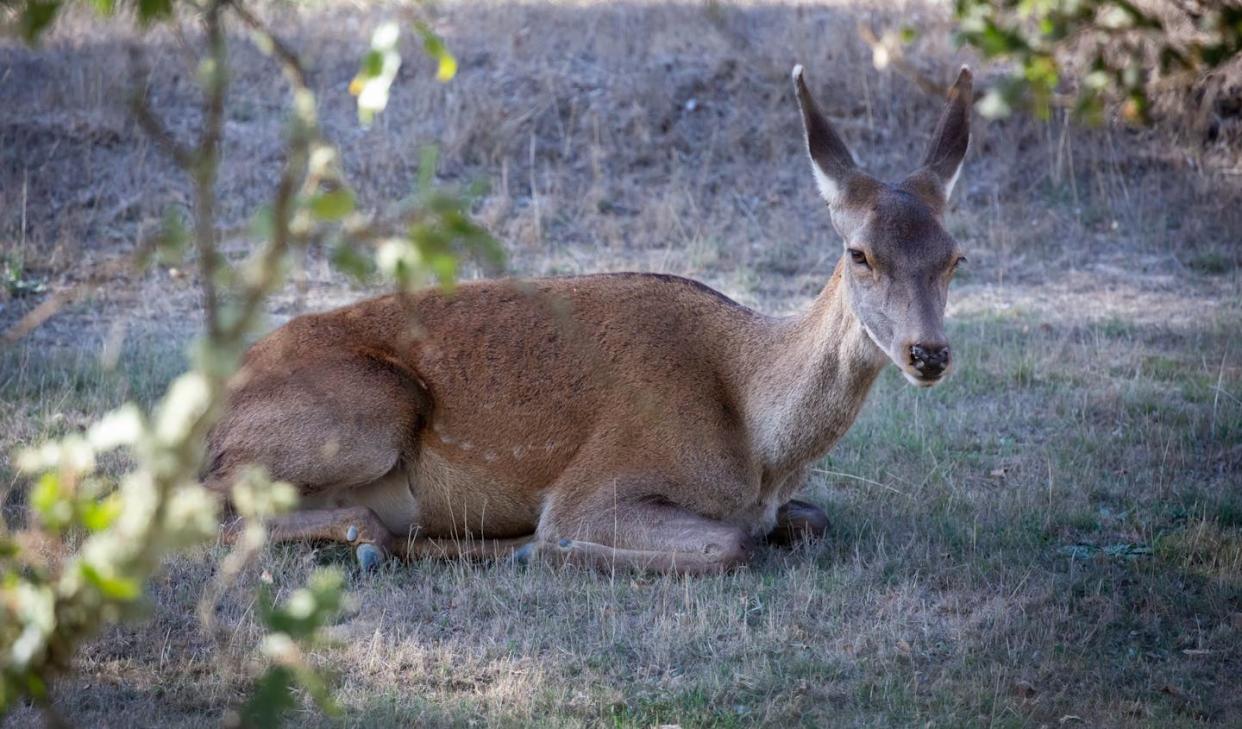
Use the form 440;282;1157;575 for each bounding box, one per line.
205;66;974;573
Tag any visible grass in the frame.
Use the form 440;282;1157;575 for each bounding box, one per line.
2;303;1239;728
3;0;1242;725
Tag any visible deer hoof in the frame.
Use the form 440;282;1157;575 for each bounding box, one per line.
557;538;573;549
355;542;384;570
513;542;537;566
345;525;359;542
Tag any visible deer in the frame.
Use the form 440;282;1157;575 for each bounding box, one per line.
203;65;973;574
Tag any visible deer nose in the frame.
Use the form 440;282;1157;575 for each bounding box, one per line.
909;343;950;377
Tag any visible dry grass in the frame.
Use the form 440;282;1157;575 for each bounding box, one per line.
2;0;1241;727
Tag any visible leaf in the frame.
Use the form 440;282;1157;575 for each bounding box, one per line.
240;666;297;728
79;494;123;532
31;472;71;530
417;22;458;82
417;145;439;194
329;243;375;280
362;49;384;78
137;0;172;24
308;188;355;221
352;24;403;125
20;0;61;43
259;569;344;638
80;563;141;600
976;86;1014;119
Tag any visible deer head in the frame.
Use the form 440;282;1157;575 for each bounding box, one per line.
792;65;972;387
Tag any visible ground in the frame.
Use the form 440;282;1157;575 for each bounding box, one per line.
1;0;1241;727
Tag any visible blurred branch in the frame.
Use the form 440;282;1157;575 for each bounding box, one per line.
194;0;226;340
3;4;496;722
230;0;307;89
126;55;195;169
1;257;136;347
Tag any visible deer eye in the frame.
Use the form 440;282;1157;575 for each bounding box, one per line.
848;249;870;268
952;255;967;271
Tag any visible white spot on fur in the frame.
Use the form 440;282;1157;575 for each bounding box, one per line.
483;449;497;462
460;441;474;451
512;446;526;459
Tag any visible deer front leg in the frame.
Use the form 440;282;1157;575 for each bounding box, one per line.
517;483;755;575
766;499;830;546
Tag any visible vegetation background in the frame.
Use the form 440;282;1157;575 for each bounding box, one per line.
1;0;1240;726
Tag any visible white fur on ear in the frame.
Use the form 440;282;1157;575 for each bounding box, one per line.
812;165;842;206
942;159;963;200
792;63;857;208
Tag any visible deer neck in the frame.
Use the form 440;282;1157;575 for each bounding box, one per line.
741;259;888;475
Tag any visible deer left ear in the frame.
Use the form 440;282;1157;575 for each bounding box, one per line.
903;67;972;212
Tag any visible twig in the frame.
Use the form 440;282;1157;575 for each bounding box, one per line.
229;0;308;89
193;0;227;340
126;46;195;169
1;257;135;347
1;289;81;345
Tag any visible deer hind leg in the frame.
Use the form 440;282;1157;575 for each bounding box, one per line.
221;505;399;569
766;499;831;546
206;353;427;569
520;491;754;575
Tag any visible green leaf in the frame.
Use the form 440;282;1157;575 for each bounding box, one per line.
329;243;375;280
361;49;384;79
156;208;188;266
417;145;439;194
30;472;71;530
259;568;344;638
137;0;172;24
308;188;355;221
351;22;403;125
240;666;297;728
249;205;275;242
20;0;61;43
80;563;141;601
80;494;122;532
416;22;458;82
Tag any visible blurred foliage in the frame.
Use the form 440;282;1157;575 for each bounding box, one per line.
1;0;498;725
952;0;1242;123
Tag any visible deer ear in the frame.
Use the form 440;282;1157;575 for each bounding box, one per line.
792;65;858;208
918;66;972;203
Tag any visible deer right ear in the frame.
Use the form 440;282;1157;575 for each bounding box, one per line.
919;66;973;202
792;65;858;209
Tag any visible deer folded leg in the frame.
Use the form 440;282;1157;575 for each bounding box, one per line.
524;496;754;575
221;506;399;569
513;537;750;575
402;535;535;561
766;499;830;546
